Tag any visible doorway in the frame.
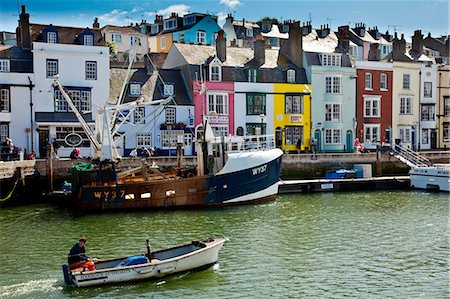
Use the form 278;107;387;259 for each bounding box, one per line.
38;128;49;158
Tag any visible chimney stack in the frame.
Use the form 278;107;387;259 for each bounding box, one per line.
283;21;303;68
338;25;350;54
302;21;312;36
353;22;366;37
392;33;407;61
93;17;99;29
412;30;424;54
368;43;380;61
170;13;178;18
368;26;381;40
17;5;31;49
253;34;265;66
216;30;227;62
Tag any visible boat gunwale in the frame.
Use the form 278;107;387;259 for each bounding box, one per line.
70;237;227;277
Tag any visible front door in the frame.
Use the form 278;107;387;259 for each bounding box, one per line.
314;129;322;152
346;130;353;153
430;130;437;149
38;128;49;158
275;127;282;148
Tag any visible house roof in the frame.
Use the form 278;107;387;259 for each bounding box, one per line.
173;43;280;68
302;30;338;53
304;51;353;67
0;45;33;72
101;25;144;35
109;67;191;105
261;24;288;39
29;23;105;46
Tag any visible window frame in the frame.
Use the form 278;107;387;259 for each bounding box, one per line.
134;107;145;124
163;84;174;96
365;73;373;90
111;33;122;44
420;104;435;121
209;64;221;82
284;126;303;145
165;107;176;124
129;83;141;96
380;73;388;90
83;35;94;46
248;68;257;83
287;69;296;83
364;124;380;143
325;103;342;122
160;37;166;49
325;75;342;94
0;89;10;112
207;93;229;115
196;31;206;44
246;93;266;115
324;128;342;144
423;82;432;98
47;31;57;44
399;126;411;143
363;96;380;117
54;88;91;112
0;60;10;72
402;73;410;89
46;59;59;78
444;97;450;116
85;61;97;80
137;133;152;147
400;97;412;115
0;123;9;143
285;94;303;114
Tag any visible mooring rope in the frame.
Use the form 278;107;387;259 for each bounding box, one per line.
0;179;19;202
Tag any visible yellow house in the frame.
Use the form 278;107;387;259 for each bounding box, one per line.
156;33;173;53
273;83;312;152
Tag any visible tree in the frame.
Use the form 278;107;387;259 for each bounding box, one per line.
106;41;117;55
260;17;279;24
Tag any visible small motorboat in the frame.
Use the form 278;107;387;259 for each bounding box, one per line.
62;237;228;287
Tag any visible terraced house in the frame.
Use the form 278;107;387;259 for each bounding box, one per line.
164;23;312;153
15;6;109;158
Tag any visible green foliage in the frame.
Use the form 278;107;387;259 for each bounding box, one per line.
106;41;117;55
260;16;279;24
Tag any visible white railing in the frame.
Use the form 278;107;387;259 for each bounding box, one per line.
391;143;430;168
210;134;276;153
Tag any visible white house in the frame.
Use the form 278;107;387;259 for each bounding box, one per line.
15;6;110;158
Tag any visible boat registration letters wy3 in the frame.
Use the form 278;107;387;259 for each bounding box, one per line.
93;190;126;201
252;164;267;176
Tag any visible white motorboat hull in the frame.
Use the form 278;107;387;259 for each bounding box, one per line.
65;237;227;287
410;165;450;192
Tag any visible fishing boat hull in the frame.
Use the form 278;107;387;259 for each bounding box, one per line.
63;237;227;287
410;165;450;192
72;149;283;211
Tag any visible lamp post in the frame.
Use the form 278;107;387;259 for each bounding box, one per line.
259;113;266;135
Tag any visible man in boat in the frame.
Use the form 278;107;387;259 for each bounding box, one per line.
68;237;95;271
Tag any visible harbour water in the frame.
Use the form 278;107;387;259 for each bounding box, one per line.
0;190;448;298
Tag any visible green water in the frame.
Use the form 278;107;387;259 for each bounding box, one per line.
0;191;448;298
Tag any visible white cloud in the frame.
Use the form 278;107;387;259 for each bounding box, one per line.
131;7;142;14
156;4;190;17
98;9;129;25
217;12;228;26
220;0;241;9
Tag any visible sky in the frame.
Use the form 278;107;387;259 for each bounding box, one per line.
1;0;449;39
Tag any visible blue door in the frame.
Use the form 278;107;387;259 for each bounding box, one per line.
314;130;322;152
346;130;353;153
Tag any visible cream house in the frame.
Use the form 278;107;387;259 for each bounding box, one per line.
101;25;149;62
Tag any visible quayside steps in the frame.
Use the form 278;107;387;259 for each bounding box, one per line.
391;143;430;168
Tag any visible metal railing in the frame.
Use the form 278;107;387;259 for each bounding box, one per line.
211;134;276;153
391;143;430;168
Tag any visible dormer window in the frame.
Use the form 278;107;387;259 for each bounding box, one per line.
246;27;253;37
130;83;141;96
319;54;342;67
83;35;93;46
164;84;174;96
210;65;221;82
151;25;159;34
248;69;257;83
0;60;10;72
164;19;177;30
47;32;57;43
183;15;196;25
287;69;296;83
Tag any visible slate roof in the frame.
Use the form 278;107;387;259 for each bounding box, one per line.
101;25;143;35
0;45;33;72
173;43;308;84
29;23;105;46
109;67;191;105
302;30;338;53
35;112;93;122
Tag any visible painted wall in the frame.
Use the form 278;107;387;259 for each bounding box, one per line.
156;33;173;53
437;64;450;148
101;27;149;58
355;61;393;148
32;42;110;157
273;83;312;152
309;65;356;153
172;16;222;45
234;82;274;136
391;61;421;149
419;62;438;150
0;72;34;153
193;80;235;135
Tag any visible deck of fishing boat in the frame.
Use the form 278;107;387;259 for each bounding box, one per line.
279;176;410;194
